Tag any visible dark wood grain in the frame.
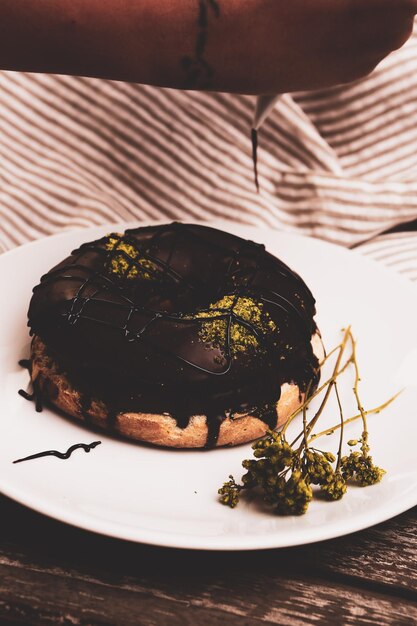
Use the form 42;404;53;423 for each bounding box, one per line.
1;496;416;625
1;561;416;626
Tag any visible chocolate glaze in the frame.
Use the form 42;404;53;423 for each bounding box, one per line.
27;222;319;447
13;441;101;464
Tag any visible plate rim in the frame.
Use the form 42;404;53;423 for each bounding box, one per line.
1;477;416;551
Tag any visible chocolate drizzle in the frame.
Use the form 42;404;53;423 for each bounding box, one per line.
27;223;319;447
13;441;101;464
18;359;43;412
206;410;225;450
251;128;260;193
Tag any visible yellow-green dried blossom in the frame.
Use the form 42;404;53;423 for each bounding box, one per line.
302;450;334;486
320;472;347;501
241;431;293;486
274;470;313;516
241;458;264;488
195;295;276;356
218;475;241;508
252;429;293;465
241;431;305;510
105;235;157;280
341;452;386;486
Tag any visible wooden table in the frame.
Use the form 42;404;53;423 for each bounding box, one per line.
1;495;416;625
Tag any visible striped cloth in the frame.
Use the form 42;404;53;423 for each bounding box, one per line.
1;23;417;281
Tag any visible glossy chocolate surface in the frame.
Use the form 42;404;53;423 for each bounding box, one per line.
27;223;319;446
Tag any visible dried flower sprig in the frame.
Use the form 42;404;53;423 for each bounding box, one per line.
218;328;399;515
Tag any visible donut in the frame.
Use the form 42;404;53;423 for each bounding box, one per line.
27;222;324;448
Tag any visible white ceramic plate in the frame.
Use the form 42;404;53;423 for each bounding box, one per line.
1;221;416;550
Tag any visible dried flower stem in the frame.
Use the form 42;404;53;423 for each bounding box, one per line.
302;381;312;451
319;344;341;366
308;389;402;443
334;381;344;471
289;327;351;448
348;329;369;455
282;329;352;439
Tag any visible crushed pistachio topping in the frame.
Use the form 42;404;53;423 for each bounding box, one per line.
192;295;276;356
105;234;157;280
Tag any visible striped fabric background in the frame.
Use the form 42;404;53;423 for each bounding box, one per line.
0;22;416;281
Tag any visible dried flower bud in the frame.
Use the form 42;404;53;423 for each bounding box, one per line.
218;475;242;508
321;472;347;500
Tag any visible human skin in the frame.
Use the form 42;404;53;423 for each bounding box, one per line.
0;0;416;94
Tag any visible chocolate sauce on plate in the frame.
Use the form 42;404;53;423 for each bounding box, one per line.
13;441;101;464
